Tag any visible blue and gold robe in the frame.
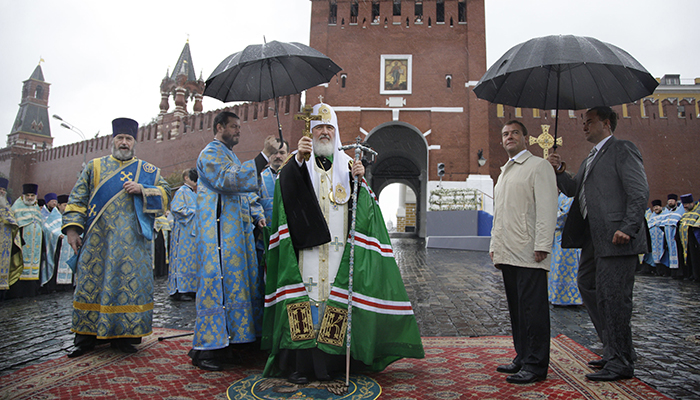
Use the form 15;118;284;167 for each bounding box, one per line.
11;199;43;281
62;155;170;339
548;193;582;305
193;140;264;350
168;184;198;295
0;205;23;290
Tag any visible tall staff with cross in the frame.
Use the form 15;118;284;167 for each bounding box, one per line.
339;137;377;387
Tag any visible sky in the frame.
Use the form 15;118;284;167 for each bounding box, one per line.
2;0;699;149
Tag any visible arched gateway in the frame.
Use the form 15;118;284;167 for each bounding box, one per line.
365;121;428;238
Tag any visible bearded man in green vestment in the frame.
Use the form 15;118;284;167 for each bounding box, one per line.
262;103;424;384
63;117;170;357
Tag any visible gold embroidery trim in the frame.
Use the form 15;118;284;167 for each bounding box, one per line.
287;302;315;341
317;305;348;347
73;301;154;313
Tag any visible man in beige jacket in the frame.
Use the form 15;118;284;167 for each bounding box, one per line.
490;120;558;384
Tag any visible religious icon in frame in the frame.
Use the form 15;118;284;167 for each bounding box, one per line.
380;55;412;95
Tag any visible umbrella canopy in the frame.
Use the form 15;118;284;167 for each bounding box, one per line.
473;35;658;111
204;41;342;103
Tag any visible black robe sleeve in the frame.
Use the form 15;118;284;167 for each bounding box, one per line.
279;160;332;250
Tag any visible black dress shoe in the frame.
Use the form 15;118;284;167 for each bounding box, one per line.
287;371;309;385
196;359;224;371
587;359;606;369
506;370;546;384
67;346;94;358
112;341;138;354
496;363;521;374
585;369;633;381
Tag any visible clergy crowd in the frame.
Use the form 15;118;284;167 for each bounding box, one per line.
639;193;700;280
0;103;424;384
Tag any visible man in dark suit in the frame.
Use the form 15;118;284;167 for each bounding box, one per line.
548;106;649;382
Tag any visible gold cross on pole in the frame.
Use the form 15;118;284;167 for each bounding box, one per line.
294;105;322;161
529;124;563;158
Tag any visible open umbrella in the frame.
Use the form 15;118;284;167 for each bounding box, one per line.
204;40;342;144
473;34;658;148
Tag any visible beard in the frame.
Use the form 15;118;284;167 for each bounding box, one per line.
0;196;7;208
314;138;335;158
112;145;135;161
23;199;35;207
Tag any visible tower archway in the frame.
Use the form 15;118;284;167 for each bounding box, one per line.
365;122;428;237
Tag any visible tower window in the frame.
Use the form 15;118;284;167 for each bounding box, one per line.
372;1;380;23
415;1;423;22
458;0;466;22
436;0;445;23
678;105;686;118
35;85;43;99
393;0;401;16
350;0;358;24
285;95;291;114
445;75;452;88
329;0;337;24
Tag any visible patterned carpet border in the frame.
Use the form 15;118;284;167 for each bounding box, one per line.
0;329;672;400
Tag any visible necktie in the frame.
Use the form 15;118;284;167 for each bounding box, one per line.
579;147;598;219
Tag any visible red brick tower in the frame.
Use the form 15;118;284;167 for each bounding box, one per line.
307;0;490;237
7;63;54;153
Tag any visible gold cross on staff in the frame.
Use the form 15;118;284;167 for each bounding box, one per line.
529;124;563;158
294;105;322;161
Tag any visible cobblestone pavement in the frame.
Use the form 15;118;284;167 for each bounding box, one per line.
1;238;699;399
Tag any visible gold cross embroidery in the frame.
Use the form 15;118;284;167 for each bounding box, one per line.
529;124;563;158
88;204;97;217
120;171;133;181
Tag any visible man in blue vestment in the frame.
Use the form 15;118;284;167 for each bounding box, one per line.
9;183;44;298
189;111;266;371
256;137;289;265
168;168;198;301
0;177;23;298
63;117;170;357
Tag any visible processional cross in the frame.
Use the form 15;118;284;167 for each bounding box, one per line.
529;124;563;158
294;105;322;161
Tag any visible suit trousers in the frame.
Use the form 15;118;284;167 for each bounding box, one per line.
501;265;550;376
578;227;637;376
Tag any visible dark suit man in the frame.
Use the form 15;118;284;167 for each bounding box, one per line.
548;106;649;382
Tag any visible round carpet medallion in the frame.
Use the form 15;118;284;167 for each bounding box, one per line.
227;374;381;399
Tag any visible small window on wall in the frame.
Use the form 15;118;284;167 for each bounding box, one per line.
341;74;347;88
445;75;452;88
329;0;337;24
393;0;401;16
372;1;380;23
515;108;522;118
436;0;445;23
533;109;540;118
414;1;423;22
350;0;358;24
458;0;466;22
678;105;686;118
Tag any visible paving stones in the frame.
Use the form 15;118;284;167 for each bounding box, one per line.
1;237;699;399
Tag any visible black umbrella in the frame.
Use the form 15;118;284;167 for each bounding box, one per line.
204;40;342;145
474;35;658;148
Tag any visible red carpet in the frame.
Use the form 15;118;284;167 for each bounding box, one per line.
0;328;671;399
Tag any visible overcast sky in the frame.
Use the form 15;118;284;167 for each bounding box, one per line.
2;0;698;148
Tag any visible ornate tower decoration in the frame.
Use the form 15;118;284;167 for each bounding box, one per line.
7;60;54;152
159;40;205;119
